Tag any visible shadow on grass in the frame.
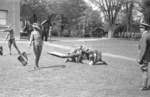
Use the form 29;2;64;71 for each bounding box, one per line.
40;65;66;69
28;65;66;72
93;61;108;66
48;39;59;42
2;53;31;56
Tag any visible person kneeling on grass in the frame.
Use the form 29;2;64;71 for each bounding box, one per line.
80;47;106;66
29;23;43;70
65;45;84;63
87;49;106;66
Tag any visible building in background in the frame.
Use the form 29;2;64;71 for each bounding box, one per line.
0;0;20;37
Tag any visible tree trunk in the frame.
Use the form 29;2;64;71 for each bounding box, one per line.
108;27;114;38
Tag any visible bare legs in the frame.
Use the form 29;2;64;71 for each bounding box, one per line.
8;39;21;55
140;63;150;90
8;40;12;55
33;45;42;69
142;71;149;89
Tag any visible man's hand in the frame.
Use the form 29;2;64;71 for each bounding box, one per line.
28;43;32;48
137;59;143;65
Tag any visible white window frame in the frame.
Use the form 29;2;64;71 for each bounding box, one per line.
0;10;8;26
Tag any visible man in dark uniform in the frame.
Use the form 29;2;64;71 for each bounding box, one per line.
0;46;3;55
138;23;150;90
30;14;38;24
41;16;51;41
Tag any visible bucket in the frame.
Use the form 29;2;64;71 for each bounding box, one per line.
18;52;28;66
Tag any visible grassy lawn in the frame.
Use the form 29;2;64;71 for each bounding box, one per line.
51;38;139;58
0;39;149;97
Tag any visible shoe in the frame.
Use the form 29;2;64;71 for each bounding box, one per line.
34;66;40;70
89;61;93;66
65;59;69;63
141;86;150;91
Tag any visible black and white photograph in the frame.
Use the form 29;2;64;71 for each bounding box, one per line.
0;0;150;97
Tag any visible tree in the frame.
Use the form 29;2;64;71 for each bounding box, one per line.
59;0;88;28
142;0;150;25
90;0;125;38
55;0;88;36
117;0;134;38
21;0;50;22
124;0;134;33
78;7;103;37
21;0;95;37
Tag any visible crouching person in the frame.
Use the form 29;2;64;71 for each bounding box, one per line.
65;46;83;63
86;49;106;66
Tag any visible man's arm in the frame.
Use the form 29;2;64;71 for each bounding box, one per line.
0;28;10;32
5;33;9;41
1;28;11;32
29;32;34;46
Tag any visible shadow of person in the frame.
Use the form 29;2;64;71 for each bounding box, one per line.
28;65;66;72
94;61;108;66
48;39;59;42
3;53;31;56
40;65;66;69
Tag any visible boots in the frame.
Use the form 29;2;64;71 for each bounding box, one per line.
141;71;150;90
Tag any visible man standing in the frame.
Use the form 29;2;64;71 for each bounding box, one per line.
23;19;32;40
29;23;43;70
138;23;150;90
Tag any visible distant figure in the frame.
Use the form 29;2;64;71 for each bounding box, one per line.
29;23;43;70
138;23;150;90
41;16;51;41
23;19;33;39
0;46;3;55
49;26;52;41
30;14;38;24
3;26;21;55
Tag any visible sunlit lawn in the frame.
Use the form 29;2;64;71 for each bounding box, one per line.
0;38;149;97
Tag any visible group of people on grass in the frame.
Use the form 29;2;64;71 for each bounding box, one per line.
1;23;43;70
1;21;150;91
65;45;106;66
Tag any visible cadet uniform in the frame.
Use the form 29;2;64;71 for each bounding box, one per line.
138;23;150;90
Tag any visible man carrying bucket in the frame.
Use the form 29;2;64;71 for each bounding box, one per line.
1;25;28;66
3;25;21;55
